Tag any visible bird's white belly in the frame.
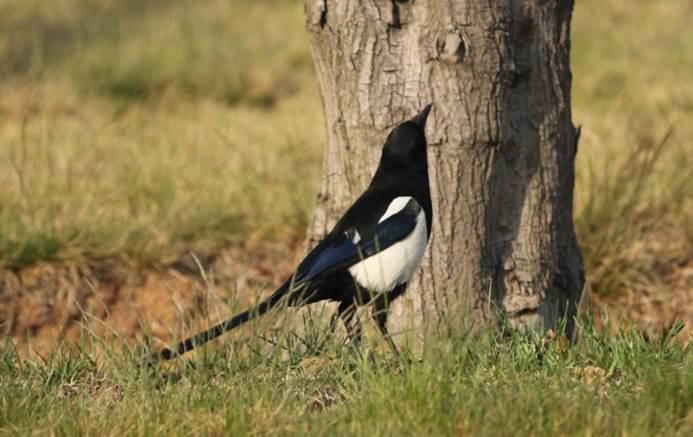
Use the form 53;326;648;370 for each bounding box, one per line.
348;210;428;293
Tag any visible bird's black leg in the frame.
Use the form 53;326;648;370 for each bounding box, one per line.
372;284;407;356
335;299;362;347
372;296;399;355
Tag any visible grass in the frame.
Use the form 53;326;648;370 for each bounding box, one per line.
0;319;690;435
571;0;693;301
0;0;693;435
0;0;321;266
0;1;691;432
0;92;321;265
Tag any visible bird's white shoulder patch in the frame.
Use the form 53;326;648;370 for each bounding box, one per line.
379;196;413;222
349;196;428;293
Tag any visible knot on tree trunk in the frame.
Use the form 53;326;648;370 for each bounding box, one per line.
305;0;328;31
436;32;467;64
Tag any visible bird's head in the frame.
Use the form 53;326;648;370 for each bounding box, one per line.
377;104;431;175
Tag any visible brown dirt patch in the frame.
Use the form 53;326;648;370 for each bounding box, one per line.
1;241;300;357
582;256;693;344
580;223;693;345
1;239;691;356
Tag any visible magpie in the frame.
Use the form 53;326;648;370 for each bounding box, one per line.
145;104;433;363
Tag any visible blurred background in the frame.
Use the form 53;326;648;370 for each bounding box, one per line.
0;0;691;347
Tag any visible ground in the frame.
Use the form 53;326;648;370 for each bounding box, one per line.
0;0;691;352
0;1;691;434
0;0;693;349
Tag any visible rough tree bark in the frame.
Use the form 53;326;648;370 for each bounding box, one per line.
302;0;584;347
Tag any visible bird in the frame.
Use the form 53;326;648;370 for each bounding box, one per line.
144;104;433;363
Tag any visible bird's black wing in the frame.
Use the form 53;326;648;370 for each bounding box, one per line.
292;208;419;286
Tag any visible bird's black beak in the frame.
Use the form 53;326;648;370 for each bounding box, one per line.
411;104;432;128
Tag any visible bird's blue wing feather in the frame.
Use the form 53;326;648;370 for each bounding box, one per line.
293;236;356;284
359;212;418;258
293;210;418;285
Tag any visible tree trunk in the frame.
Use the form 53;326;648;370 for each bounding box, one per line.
302;0;584;348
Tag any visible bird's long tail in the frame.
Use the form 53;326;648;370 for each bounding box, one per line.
142;281;291;364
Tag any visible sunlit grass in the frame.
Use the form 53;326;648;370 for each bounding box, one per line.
0;319;690;435
571;0;693;302
0;0;321;266
0;89;322;265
